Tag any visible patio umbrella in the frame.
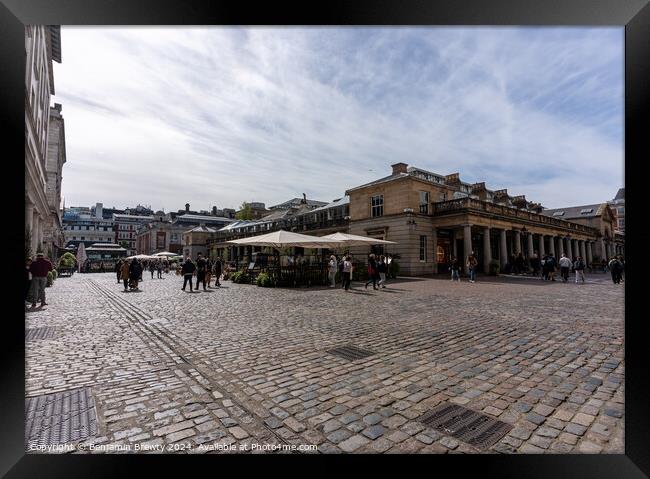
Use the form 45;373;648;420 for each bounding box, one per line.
153;251;178;257
225;230;342;248
126;254;160;260
320;232;397;246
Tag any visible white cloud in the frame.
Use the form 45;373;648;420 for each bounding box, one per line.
53;27;623;211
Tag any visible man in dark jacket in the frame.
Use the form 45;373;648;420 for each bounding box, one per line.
29;253;53;308
129;260;143;290
115;260;122;283
182;258;196;291
195;253;207;291
213;257;222;287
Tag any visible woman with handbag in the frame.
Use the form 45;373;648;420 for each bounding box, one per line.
365;253;379;290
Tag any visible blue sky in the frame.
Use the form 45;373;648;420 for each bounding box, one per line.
53;27;623;211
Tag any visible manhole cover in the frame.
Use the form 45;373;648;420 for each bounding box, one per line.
25;327;56;341
25;387;98;449
326;345;376;361
419;403;512;449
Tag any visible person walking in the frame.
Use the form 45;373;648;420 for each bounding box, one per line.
342;255;353;291
156;260;163;279
466;251;478;283
213;257;222;287
546;253;557;281
541;254;549;280
574;256;586;283
365;254;379;290
450;256;461;282
25;258;33;305
205;257;213;287
377;255;387;288
28;253;53;309
608;256;623;284
129;259;143;290
115;260;123;283
531;251;540;276
328;255;338;288
120;260;130;291
181;257;196;291
195;253;207;291
558;253;572;283
149;260;155;279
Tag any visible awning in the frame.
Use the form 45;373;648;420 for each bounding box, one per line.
320;232;397;246
226;230;342;249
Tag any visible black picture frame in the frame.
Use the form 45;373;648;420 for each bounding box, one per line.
2;0;647;476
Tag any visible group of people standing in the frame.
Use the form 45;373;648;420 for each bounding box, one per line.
447;252;478;283
327;254;390;292
180;254;223;292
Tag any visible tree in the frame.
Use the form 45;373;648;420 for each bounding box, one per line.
119;240;129;249
235;202;253;220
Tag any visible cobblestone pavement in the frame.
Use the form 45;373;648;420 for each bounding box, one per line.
25;272;624;454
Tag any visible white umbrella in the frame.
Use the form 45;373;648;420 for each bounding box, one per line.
320;232;397;246
226;230;342;248
126;254;160;260
153;251;178;257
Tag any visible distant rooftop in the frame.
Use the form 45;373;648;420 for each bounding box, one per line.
541;204;604;219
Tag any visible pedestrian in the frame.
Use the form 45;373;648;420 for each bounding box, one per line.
181;257;196;291
28;252;53;309
205;257;213;287
149;260;155;279
574;256;586;283
558;253;572;282
156;260;163;279
328;255;337;287
515;253;524;275
619;256;625;283
541;254;548;280
377;255;387;288
466;251;478;283
25;258;33;305
450;256;461;282
115;260;122;283
608;256;623;284
99;261;105;273
342;255;353;291
531;251;540;276
546;253;557;281
213;257;222;287
364;254;379;290
129;259;143;290
195;253;207;291
120;260;130;291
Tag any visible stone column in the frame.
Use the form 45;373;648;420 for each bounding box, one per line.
548;235;555;256
572;239;579;259
600;238;607;261
539;234;545;257
558;236;564;257
463;225;473;268
580;241;586;261
499;229;508;270
586;242;593;266
432;227;438;274
25;202;34;234
565;238;572;259
483;227;491;273
527;233;534;259
513;230;521;255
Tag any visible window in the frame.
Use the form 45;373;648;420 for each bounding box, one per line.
552;211;565;217
419;235;427;262
81;237;85;240
619;219;625;228
580;208;593;215
618;207;625;215
419;191;429;214
371;195;384;217
439;192;447;202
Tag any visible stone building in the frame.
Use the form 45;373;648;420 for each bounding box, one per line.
345;163;614;276
63;203;116;249
113;213;154;256
608;188;625;234
135;220;187;255
541;204;623;260
41;103;67;257
25;25;63;256
182;225;217;259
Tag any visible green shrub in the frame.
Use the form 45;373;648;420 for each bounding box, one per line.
46;271;54;287
488;259;500;276
51;269;58;280
58;252;76;269
230;271;250;284
256;272;275;287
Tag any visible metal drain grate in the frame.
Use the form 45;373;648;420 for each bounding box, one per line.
25;327;56;341
419;403;513;449
25;387;98;449
326;345;376;361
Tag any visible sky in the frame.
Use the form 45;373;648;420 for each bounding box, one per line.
53;27;623;211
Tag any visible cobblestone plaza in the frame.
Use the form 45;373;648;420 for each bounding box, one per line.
25;273;624;454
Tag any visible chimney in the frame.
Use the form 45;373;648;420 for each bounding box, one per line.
95;202;103;219
512;195;527;208
212;206;217;216
185;203;190;213
444;173;461;187
493;189;509;204
391;163;408;175
471;182;486;194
